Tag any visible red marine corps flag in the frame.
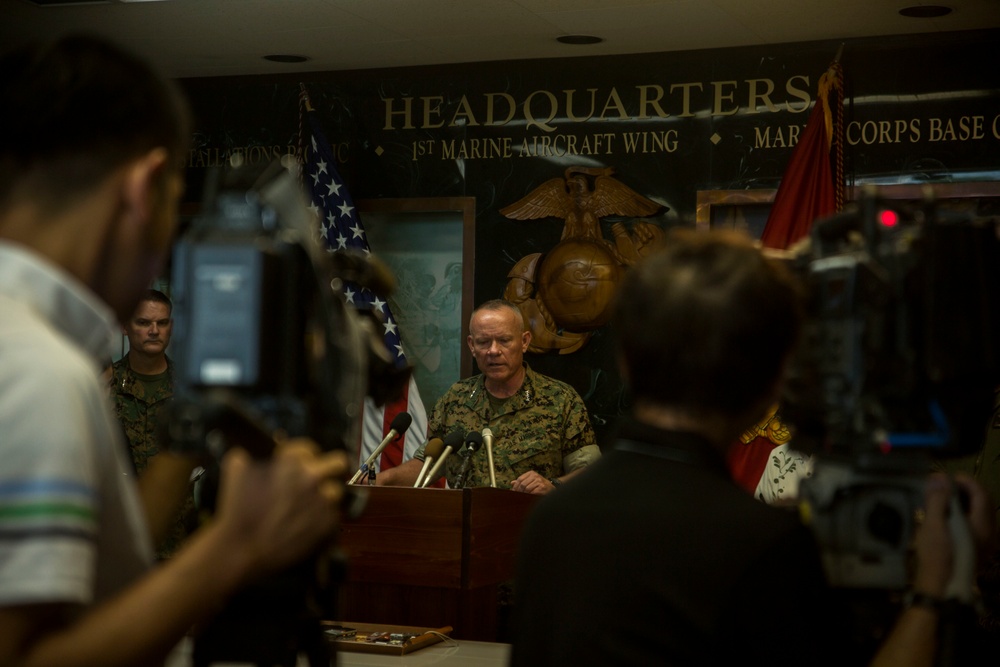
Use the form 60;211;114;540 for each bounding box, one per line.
727;52;845;501
298;85;429;476
759;52;846;249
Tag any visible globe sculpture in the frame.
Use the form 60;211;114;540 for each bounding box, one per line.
500;166;664;353
536;239;622;332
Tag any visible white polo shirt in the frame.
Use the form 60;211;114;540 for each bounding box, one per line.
0;241;153;606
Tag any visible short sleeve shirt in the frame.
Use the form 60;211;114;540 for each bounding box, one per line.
420;364;597;488
0;242;152;607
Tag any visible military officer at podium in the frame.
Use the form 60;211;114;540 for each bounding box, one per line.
376;299;599;493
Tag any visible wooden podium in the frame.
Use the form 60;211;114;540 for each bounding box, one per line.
333;486;538;641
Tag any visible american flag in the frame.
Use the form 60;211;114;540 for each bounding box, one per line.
299;88;428;473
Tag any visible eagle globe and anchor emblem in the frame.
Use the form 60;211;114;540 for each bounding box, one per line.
500;166;665;354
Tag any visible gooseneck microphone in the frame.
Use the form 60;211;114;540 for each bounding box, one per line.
454;431;484;489
349;411;412;484
421;430;464;488
482;427;497;488
413;437;445;488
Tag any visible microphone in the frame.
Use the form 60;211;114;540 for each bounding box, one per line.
454;431;484;489
482;427;497;488
349;411;412;484
413;437;445;488
420;430;463;488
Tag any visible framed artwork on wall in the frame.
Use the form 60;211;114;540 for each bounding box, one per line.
356;197;476;414
695;188;777;238
696;181;1000;241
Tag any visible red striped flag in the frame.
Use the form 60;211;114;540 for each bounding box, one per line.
299;87;428;473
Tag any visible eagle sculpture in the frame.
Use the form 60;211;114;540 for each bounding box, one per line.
500;166;664;354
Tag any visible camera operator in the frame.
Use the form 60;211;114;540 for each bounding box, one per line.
0;34;348;666
511;229;997;666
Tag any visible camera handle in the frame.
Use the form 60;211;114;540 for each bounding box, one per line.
164;391;362;667
934;492;979;667
943;493;976;603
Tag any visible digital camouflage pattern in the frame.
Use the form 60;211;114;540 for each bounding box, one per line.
423;364;596;489
109;355;197;559
109;355;174;473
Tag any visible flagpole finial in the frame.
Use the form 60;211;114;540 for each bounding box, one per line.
833;42;845;64
299;82;315;112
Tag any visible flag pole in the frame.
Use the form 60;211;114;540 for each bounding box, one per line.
826;47;846;212
297;84;313;180
298;82;314;111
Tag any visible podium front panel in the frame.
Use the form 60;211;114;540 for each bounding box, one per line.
465;486;539;589
335;486;539;640
339;487;465;588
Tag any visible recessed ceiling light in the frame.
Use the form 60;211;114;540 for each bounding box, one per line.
557;35;603;46
25;1;111;5
898;5;953;18
28;1;175;3
262;54;310;64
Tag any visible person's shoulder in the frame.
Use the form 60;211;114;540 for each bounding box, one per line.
525;365;563;387
525;366;584;401
722;484;809;544
2;319;104;410
453;374;480;389
429;375;483;416
442;374;482;397
109;355;132;387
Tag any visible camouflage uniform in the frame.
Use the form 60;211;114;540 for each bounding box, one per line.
109;354;174;473
422;364;596;489
110;355;196;559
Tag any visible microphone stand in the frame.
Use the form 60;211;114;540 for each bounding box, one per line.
454;433;484;489
454;450;473;489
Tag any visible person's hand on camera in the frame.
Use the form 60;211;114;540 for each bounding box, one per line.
912;473;956;598
872;474;993;667
951;472;999;561
912;472;997;598
213;439;348;577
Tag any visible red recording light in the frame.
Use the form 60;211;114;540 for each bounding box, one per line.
878;209;899;227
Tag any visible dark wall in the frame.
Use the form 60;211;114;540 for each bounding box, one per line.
179;28;1000;444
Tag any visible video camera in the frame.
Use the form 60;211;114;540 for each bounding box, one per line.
163;159;410;666
781;184;1000;591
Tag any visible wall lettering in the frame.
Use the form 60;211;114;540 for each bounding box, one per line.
383;77;814;132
